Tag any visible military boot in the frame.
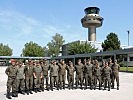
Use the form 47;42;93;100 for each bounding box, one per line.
12;92;17;97
34;88;37;93
29;89;33;94
37;88;41;92
6;92;12;99
117;86;119;90
20;90;25;95
27;90;29;95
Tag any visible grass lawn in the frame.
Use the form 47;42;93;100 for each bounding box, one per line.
120;67;133;72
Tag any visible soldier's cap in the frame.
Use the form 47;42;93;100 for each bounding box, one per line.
44;59;47;61
52;60;56;62
10;59;16;62
78;59;81;62
87;59;91;61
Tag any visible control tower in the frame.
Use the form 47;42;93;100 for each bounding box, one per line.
81;7;103;41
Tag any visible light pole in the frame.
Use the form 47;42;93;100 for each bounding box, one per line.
127;30;130;46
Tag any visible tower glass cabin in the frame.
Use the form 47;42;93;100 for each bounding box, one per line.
84;7;100;15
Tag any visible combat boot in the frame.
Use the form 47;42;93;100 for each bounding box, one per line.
6;92;12;99
20;91;25;95
27;90;29;95
12;92;18;97
117;86;119;90
29;89;33;94
37;88;41;92
34;88;37;93
41;88;44;91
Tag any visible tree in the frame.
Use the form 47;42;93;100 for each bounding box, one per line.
22;41;44;57
102;32;121;51
46;33;65;57
0;43;12;56
67;41;97;55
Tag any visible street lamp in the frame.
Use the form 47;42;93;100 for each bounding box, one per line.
127;30;130;46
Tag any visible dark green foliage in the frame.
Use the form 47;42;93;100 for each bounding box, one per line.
67;41;97;55
22;41;44;57
102;33;121;51
0;43;12;56
47;33;65;57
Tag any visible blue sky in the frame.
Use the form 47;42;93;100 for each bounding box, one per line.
0;0;133;56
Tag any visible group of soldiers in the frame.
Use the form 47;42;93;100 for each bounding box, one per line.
5;58;120;99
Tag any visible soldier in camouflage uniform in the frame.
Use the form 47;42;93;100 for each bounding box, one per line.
16;61;25;95
5;59;18;99
50;60;59;91
75;59;84;89
67;61;75;90
24;60;34;95
93;62;101;90
33;61;43;93
102;61;112;91
41;59;50;91
58;60;67;89
83;59;87;86
108;58;114;87
100;60;106;86
84;59;93;90
111;59;120;90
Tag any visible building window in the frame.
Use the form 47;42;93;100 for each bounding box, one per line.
129;57;133;61
124;58;127;61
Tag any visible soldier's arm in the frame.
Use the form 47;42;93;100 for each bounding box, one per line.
33;67;36;78
5;67;10;75
118;64;120;71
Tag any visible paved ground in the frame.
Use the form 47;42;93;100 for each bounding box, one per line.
0;66;133;100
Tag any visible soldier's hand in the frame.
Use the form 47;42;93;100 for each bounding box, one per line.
40;76;43;79
34;76;37;79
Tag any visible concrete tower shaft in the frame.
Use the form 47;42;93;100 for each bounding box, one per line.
81;7;103;41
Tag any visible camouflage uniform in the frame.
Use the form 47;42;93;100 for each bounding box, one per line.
84;61;93;89
93;63;101;90
103;62;112;91
50;61;59;91
5;63;18;99
16;63;25;95
33;63;43;93
58;61;67;89
24;62;34;94
67;61;75;89
111;60;120;90
41;61;50;91
75;60;84;89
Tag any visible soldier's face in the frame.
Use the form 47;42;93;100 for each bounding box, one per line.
12;62;16;66
105;63;108;67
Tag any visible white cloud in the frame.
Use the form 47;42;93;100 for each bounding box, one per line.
0;9;87;56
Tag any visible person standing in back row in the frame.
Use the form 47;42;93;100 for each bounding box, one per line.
84;59;93;90
41;59;50;91
50;60;59;91
24;60;34;95
75;59;84;89
67;61;75;90
33;61;43;93
111;59;120;90
58;59;67;90
16;61;25;95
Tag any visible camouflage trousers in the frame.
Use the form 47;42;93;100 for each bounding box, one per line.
7;77;17;93
41;75;49;89
16;78;25;91
112;73;119;87
59;74;66;88
34;76;42;89
25;76;33;90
